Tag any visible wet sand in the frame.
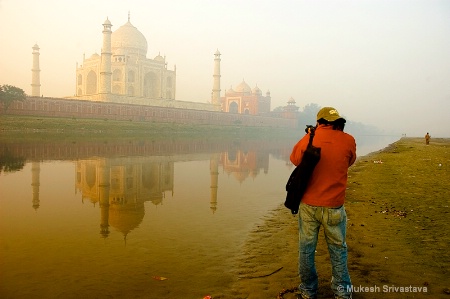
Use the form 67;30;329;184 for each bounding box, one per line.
229;138;450;299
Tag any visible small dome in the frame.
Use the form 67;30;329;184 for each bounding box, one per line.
225;86;235;95
89;53;100;60
112;21;148;57
232;170;249;183
103;18;111;25
288;97;296;103
154;53;165;62
235;80;251;94
252;85;261;95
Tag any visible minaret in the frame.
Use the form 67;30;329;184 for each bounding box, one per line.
31;162;40;210
31;44;41;97
209;153;219;213
99;18;112;100
98;159;111;238
212;49;221;105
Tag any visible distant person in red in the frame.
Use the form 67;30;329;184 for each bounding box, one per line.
425;133;431;145
290;107;356;299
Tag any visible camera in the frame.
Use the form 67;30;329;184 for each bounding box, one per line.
305;125;315;134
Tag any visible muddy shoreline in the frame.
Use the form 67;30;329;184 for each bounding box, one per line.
230;137;450;299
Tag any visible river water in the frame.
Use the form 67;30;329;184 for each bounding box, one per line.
0;134;399;299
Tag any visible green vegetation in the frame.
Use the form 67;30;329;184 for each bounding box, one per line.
0;85;27;113
0;115;299;142
0;147;25;173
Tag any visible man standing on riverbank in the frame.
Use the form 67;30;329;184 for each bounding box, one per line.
425;132;431;145
290;107;356;299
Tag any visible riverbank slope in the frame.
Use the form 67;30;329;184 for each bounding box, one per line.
231;137;450;299
0;115;297;141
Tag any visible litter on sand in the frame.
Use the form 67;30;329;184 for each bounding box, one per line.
152;276;168;281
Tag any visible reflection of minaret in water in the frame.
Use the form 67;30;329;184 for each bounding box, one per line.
98;159;111;238
210;153;219;213
31;162;40;210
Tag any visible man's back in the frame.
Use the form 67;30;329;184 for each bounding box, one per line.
290;125;356;207
293;106;355;299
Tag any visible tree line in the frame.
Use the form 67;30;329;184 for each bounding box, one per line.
2;84;381;136
275;102;382;136
0;84;27;113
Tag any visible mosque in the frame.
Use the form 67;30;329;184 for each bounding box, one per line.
221;80;271;115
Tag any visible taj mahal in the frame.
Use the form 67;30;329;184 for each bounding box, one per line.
74;16;178;105
29;15;296;117
30;15;215;111
68;15;219;111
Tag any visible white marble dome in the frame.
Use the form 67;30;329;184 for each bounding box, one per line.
111;21;148;57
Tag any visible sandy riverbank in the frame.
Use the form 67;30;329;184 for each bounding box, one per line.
229;137;450;299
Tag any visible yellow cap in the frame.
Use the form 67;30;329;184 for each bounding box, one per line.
316;107;345;122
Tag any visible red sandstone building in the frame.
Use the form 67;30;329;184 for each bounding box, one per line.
220;80;271;115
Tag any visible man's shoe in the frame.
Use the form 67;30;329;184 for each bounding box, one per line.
296;291;316;299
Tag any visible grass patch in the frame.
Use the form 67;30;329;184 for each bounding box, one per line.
346;137;450;285
0;115;299;142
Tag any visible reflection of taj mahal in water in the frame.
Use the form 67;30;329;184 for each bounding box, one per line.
75;157;174;238
30;149;270;239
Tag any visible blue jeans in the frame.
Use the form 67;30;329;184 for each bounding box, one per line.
298;203;352;298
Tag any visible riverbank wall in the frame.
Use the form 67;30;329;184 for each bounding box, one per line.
4;97;297;128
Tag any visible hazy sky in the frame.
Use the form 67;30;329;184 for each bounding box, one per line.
1;0;449;137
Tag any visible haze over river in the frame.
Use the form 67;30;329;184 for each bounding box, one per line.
0;134;399;298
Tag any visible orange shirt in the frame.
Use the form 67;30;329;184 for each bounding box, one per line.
290;125;356;207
